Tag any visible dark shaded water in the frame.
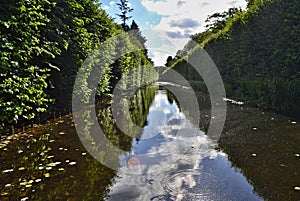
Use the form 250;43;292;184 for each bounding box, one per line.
0;84;299;201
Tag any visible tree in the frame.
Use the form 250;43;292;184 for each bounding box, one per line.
205;7;241;33
130;20;147;49
116;0;133;30
165;56;174;67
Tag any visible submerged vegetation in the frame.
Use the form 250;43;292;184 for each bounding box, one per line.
0;0;156;133
166;0;300;118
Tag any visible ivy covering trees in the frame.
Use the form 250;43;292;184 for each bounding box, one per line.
0;0;155;133
166;0;300;117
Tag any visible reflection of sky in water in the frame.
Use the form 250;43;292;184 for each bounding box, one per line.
109;89;262;201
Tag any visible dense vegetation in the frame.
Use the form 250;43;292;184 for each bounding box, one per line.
0;0;156;133
166;0;300;118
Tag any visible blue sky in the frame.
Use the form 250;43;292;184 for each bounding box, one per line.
101;0;247;66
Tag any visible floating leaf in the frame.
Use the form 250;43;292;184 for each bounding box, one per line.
44;173;50;178
18;167;25;171
3;169;13;173
55;161;62;165
69;161;76;166
35;179;42;183
1;192;9;196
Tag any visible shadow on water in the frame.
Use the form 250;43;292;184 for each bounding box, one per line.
0;84;299;200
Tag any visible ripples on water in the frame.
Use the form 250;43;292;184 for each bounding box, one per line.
108;89;262;201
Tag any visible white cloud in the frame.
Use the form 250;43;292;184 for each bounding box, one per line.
109;1;116;6
141;0;247;65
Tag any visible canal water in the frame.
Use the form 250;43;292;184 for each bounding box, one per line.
0;84;299;201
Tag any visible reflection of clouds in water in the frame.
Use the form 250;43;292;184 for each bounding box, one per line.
108;135;218;200
108;91;217;201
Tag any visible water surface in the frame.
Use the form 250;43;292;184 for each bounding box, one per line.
0;84;299;201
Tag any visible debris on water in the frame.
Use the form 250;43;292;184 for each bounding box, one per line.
18;150;23;154
38;166;44;170
295;154;300;157
3;169;14;173
49;139;55;143
64;148;68;151
20;182;27;186
59;132;66;135
35;179;42;183
58;168;65;171
20;197;29;201
69;161;77;166
18;167;25;171
44;173;50;178
59;147;64;151
145;179;154;185
294;186;300;191
280;164;286;167
223;98;244;105
271;117;274;120
65;160;70;163
253;127;257;130
5;184;12;188
291;121;297;124
252;153;257;157
82;152;87;156
47;155;54;159
47;162;57;167
46;167;52;170
1;192;9;196
25;184;32;188
55;161;62;165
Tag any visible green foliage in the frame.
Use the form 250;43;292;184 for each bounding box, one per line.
0;0;155;133
167;0;300;117
0;0;59;130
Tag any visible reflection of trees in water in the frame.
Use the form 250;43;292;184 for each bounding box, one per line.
129;86;158;139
